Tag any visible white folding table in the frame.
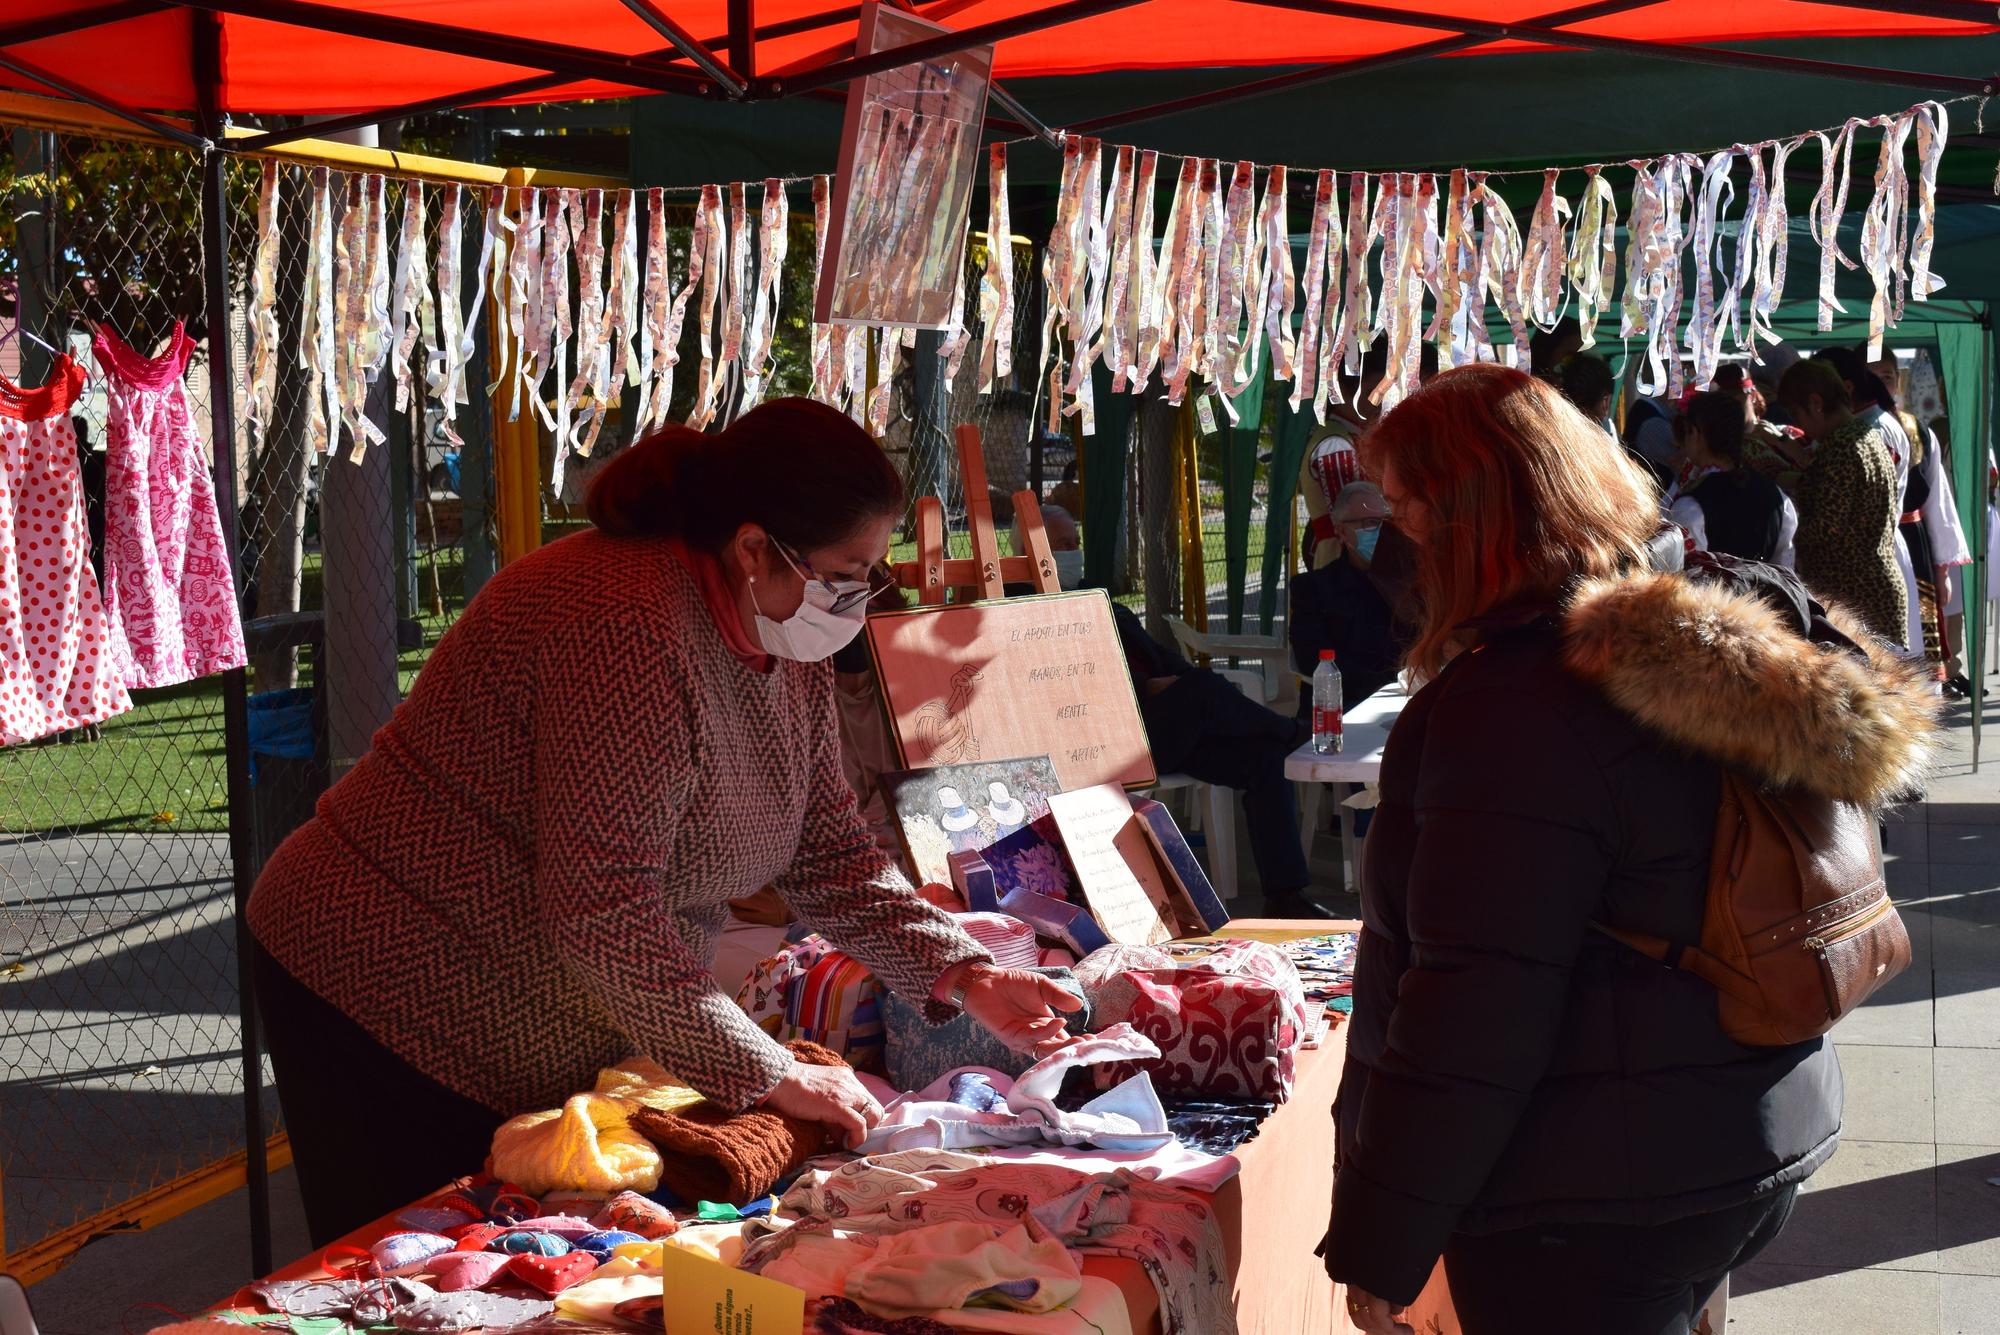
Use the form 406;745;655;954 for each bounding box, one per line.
1285;684;1410;890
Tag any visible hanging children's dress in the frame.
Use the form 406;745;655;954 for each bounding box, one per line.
0;356;132;745
95;323;246;690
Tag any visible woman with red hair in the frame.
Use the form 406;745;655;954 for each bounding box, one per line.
1318;366;1935;1334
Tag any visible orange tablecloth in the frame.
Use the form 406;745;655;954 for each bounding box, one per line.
231;920;1460;1334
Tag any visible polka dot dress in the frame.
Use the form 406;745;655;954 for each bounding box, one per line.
0;357;132;746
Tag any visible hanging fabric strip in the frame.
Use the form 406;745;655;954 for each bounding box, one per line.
1167;159;1215;405
810;176;837;405
661;184;712;424
579;189;633;459
723;182;751;391
1192;160;1226;389
454;187;502;422
1367;175;1399;348
501;186;539;420
247;160;282;450
331;176;379;461
1321;171;1371;412
1373;173;1436;413
1290;169;1335;413
483;185;514;402
1153;156;1198;400
1620;160;1662;346
1234;160;1277;402
393;181;432;415
977;146;1014;394
1039;135;1085;425
531;188;574;437
427;184;466;441
741;179;790;410
1751;138;1801;351
609;188;640;395
562;188;608;454
361;173;392;388
1910;102;1949;301
1261;164;1296;386
842;323;869;423
1688;148;1736;388
1428;167;1471;365
1725;146;1766;356
870;325;901;437
691;184;729;429
1650;156;1698;399
1472;173;1528;364
1124;149;1160;391
1859;111;1916;359
1518;168;1571;335
1565;167;1616;350
1061;138;1106;432
634;188;671;434
940;223;974;394
1214;159;1258;398
1102;145;1138;394
1811;120;1862;331
305;168;337;456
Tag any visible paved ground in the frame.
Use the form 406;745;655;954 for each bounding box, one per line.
8;704;1996;1333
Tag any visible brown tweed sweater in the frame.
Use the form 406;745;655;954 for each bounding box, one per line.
247;531;988;1115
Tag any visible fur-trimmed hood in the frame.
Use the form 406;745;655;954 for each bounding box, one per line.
1560;569;1940;806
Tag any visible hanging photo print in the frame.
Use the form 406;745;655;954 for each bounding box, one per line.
816;1;993;329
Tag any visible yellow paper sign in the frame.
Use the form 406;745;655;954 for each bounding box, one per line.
660;1242;805;1335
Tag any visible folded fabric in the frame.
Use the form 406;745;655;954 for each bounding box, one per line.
505;1249;600;1296
849;1222;1081;1315
427;1251;509;1291
555;1242;670;1325
372;1232;456;1277
953;912;1042;970
631;1040;844;1204
391;1290;553;1331
881;967;1089;1092
574;1228;647;1259
254;1278;433;1325
859;1026;1173;1157
592;1056;707;1116
489;1092;663;1195
814;1298;961;1335
591;1190;679;1239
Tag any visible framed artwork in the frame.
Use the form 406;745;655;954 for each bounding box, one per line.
881;755;1060;888
815;1;993;329
864;590;1156;792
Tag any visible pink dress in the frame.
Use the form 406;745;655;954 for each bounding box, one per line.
95;324;246;690
0;356;132;744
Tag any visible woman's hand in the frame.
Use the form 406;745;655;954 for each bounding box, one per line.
758;1059;882;1149
1340;1285;1414;1335
943;962;1084;1059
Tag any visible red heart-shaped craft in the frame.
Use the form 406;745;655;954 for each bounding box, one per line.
428;1251;509;1292
505;1250;598;1296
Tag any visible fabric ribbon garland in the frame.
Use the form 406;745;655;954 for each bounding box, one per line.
741;178;790;410
501;185;540;422
1724;146;1767;358
1261;163;1297;386
1910;102;1949;305
1290;169;1336;413
1102;145;1138;396
299;166;336;456
1215;159;1259;404
1859;110;1916;359
691;183;729;430
939;223;974;394
1565;166;1617;351
1811;121;1863;332
634;187;673;434
390;179;428;414
1153;157;1198;404
1688;148;1736;389
724;182;751;395
809;176;839;406
563;188;608;456
247;160;282;451
1518;168;1571;337
1124;149;1161;391
1473;173;1526;367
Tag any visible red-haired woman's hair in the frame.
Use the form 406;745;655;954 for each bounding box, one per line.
586;396;904;551
1358;364;1660;680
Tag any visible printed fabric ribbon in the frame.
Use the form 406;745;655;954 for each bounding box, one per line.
1102;145;1138;396
1811;121;1863;332
977;146;1014;395
390;179;430;415
810;176;839;406
690;183;729;430
1565;167;1617;351
1859;111;1916;360
299;166;336;456
1260;163;1297;387
741;178;790;410
502;185;541;422
1124;149;1161;392
562;188;608;456
1290;169;1336;413
1518;168;1571;337
633;187;673;434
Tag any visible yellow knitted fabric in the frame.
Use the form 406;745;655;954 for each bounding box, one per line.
593;1056;706;1115
489;1093;663;1195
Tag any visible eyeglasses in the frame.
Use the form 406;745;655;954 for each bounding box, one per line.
774;540;894;614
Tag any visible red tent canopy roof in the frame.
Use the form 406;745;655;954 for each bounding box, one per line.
0;0;1993;119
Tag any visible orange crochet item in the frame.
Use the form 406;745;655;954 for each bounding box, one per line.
629;1041;844;1204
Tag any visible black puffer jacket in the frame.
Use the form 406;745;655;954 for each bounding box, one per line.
1318;550;1939;1306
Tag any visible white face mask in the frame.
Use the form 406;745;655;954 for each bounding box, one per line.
751;545;871;662
1053;549;1084;590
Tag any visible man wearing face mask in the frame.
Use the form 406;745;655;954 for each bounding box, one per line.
1290;483;1404;710
248;399;1081;1246
1013;506;1325;916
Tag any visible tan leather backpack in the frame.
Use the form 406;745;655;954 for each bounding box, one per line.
1600;772;1911;1047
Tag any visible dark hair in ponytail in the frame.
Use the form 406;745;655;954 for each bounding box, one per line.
586;396;906;552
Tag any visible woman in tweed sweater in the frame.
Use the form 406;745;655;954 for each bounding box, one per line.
248;398;1079;1243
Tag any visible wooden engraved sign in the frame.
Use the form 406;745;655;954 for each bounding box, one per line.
864;590;1155;791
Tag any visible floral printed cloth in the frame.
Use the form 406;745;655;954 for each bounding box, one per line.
93;323;245;689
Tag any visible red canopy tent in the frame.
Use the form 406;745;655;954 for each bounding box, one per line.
0;0;1994;152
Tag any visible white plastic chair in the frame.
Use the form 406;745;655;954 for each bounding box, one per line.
1162;615;1293;710
1148;667;1264;902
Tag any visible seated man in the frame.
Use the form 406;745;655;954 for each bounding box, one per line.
1289;481;1402;711
1014;506;1326;916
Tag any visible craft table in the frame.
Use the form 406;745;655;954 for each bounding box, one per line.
223;920;1462;1335
1286;686;1411;890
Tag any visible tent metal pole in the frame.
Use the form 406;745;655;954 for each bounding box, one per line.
1073;0;1650;134
193;3;273;1280
878;0;1063;147
0;47;210;149
232;76;570;151
168;0;717;98
618;0;749;95
1248;0;1998;95
761;0;1149;97
0;1;168;48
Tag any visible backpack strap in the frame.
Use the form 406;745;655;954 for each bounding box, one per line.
1591;922;1764;1008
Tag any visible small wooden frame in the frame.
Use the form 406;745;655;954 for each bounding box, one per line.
895;423;1059;604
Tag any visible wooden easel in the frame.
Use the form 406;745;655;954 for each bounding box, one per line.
894;424;1060;604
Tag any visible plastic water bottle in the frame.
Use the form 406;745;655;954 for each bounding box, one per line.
1312;650;1344;755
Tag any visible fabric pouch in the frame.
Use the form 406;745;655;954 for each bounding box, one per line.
879;967;1090;1093
1074;939;1309;1102
735;935;886;1073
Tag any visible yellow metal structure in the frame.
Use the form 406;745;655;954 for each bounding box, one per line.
1177;401;1207;631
